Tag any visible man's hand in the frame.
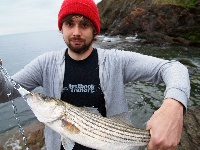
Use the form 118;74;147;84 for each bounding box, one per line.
146;98;184;150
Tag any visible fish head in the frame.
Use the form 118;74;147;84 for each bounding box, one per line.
26;92;65;123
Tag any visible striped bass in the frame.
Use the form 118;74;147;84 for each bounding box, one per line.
26;92;150;150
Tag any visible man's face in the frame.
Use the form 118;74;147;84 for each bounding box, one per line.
61;15;95;54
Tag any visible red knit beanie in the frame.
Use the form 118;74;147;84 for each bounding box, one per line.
58;0;100;34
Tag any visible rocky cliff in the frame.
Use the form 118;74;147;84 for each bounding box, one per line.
98;0;200;46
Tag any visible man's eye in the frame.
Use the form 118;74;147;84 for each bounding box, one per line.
65;22;74;27
81;23;90;28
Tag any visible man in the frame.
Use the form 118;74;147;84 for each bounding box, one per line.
0;0;190;150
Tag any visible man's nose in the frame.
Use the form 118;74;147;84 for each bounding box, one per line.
73;25;81;36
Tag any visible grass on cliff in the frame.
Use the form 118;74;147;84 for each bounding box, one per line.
152;0;197;7
185;29;200;44
101;0;197;8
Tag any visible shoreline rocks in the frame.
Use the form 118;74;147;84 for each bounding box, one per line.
0;121;45;150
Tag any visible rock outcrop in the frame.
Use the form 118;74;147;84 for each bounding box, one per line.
179;106;200;149
98;0;200;46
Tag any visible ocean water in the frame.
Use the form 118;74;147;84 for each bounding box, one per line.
0;31;200;149
0;30;66;134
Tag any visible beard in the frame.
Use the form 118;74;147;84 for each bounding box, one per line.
66;37;93;54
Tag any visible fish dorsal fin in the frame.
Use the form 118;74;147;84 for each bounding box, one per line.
82;106;102;116
61;137;75;150
108;112;134;127
61;117;80;134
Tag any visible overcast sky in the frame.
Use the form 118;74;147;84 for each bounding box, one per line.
0;0;102;36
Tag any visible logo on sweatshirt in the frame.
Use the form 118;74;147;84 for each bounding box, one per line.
63;84;95;93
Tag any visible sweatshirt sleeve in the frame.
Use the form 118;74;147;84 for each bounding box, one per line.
120;50;190;109
161;61;190;109
0;55;44;103
1;50;65;103
12;54;44;91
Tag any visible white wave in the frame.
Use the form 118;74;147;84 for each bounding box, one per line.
125;33;140;42
3;137;22;150
102;36;121;42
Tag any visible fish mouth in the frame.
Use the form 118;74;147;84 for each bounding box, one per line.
28;93;65;106
26;93;66;123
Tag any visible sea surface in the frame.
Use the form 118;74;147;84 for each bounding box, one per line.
0;30;66;135
0;30;200;144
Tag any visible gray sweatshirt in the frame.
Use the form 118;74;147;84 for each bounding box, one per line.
0;48;190;150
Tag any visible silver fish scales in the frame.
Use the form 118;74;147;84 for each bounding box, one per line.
26;92;150;150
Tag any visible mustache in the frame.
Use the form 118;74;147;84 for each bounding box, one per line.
69;37;84;41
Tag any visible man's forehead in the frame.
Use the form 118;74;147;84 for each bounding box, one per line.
66;15;89;22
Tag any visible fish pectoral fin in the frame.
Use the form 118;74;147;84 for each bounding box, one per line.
61;118;80;134
61;137;75;150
